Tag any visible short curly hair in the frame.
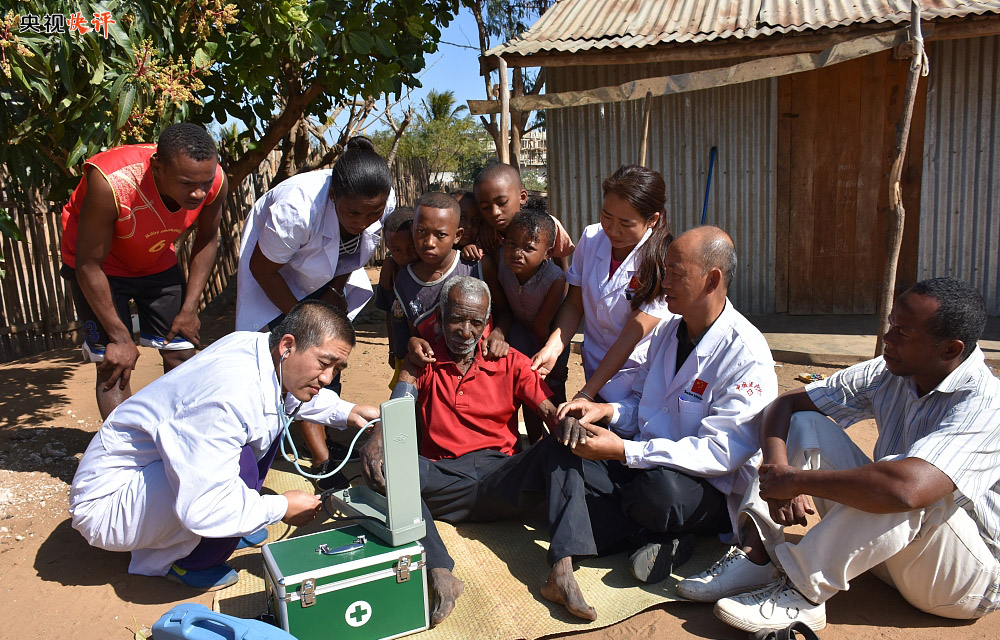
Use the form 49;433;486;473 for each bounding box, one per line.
157;123;218;163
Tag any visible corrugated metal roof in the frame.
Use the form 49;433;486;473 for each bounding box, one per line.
488;0;1000;57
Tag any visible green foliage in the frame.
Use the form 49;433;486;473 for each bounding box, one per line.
0;0;460;203
421;89;466;121
0;205;24;277
521;168;545;191
375;93;488;183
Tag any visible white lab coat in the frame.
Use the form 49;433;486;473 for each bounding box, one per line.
609;300;777;525
235;169;396;330
68;332;356;576
565;223;674;401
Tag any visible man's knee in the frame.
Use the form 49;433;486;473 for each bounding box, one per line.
621;468;701;532
785;411;836;464
161;348;196;369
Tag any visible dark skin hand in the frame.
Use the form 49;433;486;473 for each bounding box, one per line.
74;167;141;391
164;173;227;346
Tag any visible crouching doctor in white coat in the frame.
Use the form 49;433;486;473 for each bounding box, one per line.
557;226;777;586
69;300;379;591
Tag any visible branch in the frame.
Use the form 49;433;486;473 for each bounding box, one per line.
387;107;412;165
226;82;325;184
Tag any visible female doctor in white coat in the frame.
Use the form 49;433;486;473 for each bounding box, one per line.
235;136;395;475
533;165;675;403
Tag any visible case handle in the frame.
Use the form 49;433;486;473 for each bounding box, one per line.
316;535;366;555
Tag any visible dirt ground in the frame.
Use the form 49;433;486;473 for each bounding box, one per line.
1;279;997;639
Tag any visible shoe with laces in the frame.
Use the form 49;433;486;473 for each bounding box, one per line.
676;546;781;602
166;563;239;591
713;577;826;632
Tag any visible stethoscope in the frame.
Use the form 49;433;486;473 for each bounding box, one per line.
276;348;378;480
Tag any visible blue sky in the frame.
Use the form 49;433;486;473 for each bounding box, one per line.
363;7;510;133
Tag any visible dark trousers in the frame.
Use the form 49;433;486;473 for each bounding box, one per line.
582;460;732;555
419;436;597;571
175;438;281;571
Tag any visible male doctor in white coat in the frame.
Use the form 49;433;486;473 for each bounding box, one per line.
558;226;777;585
69;300;379;590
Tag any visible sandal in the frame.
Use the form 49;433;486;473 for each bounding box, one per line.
749;621;820;640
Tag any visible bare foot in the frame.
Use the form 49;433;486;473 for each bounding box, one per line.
541;557;597;621
429;567;465;626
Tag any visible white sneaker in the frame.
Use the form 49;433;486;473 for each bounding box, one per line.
713;577;827;632
675;546;780;602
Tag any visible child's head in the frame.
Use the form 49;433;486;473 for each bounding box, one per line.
473;163;528;234
454;191;480;248
413;192;463;267
503;210;555;280
384;207;417;268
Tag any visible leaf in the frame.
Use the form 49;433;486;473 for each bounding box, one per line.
193;48;212;68
67;137;88;169
115;85;136;131
0;209;25;242
346;31;374;54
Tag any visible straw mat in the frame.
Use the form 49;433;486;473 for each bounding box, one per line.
214;456;726;639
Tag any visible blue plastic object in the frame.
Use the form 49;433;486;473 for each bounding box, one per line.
153;603;297;640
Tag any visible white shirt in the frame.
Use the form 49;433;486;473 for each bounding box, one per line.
68;332;355;576
807;348;1000;559
565;223;674;402
236;169;396;330
610;300;777;515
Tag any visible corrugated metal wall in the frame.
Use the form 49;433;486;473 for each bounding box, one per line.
919;36;1000;314
547;61;777;314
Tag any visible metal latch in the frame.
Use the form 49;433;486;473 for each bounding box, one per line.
300;578;316;607
316;535;366;556
394;555;425;583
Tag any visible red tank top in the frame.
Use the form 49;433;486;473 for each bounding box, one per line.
60;144;225;277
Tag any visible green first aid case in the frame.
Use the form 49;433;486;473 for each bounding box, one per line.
262;525;429;640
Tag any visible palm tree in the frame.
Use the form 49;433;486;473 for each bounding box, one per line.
421;90;468;122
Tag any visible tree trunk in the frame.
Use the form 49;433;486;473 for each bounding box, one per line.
874;2;926;357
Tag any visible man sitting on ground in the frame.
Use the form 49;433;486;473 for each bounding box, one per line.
558;226;777;584
70;301;378;590
360;276;597;625
678;277;1000;633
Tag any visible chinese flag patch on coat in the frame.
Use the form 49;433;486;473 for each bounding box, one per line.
691;379;708;395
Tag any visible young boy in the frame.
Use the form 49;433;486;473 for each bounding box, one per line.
471;163;575;270
454;191;480;250
498;210;569;442
394;192;508;355
375;207;418;388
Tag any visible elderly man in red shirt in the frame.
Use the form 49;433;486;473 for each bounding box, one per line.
360;276;596;626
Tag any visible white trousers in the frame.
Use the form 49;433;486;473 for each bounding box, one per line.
740;412;1000;619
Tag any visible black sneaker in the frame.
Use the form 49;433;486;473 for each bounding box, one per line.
312;459;350;493
325;440;361;463
628;533;696;583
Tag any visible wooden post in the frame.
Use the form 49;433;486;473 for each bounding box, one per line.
498;56;511;164
875;2;926;357
639;91;653;165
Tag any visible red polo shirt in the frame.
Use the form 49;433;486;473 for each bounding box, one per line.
415;340;553;460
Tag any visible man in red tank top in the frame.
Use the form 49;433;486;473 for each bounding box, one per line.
60;123;228;418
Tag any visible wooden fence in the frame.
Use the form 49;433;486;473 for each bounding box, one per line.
0;150;428;363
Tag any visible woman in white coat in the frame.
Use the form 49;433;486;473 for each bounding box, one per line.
236;136;394;475
533;165;674;403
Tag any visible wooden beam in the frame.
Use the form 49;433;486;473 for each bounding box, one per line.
639;91;653;165
469;28;909;115
498;56;510;164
